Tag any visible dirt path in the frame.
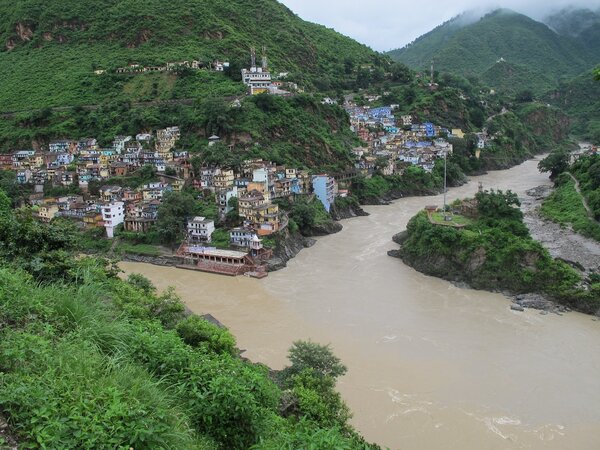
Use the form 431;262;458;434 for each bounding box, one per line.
521;185;600;273
567;172;595;219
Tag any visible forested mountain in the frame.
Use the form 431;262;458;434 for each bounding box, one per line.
544;7;600;61
0;0;383;111
546;68;600;143
388;9;599;96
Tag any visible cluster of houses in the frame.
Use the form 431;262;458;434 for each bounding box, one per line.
4;127;184;189
94;59;231;75
1;126;342;257
345;102;489;175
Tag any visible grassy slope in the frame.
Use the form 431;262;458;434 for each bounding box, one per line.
541;175;600;241
0;0;379;111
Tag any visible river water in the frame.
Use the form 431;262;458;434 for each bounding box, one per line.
121;156;600;450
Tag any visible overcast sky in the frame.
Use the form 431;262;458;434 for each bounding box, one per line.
279;0;600;51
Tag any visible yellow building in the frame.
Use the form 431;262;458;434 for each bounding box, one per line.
83;212;103;228
37;203;59;223
452;129;465;139
239;191;265;218
214;169;235;189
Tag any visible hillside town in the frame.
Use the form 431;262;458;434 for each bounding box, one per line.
1;73;508;278
1;101;484;275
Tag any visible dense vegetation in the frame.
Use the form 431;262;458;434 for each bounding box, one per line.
397;190;600;314
0;94;361;171
388;9;599;97
545;69;600;144
0;0;384;112
0;190;377;449
540;154;600;242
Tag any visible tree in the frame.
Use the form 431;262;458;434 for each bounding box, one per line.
196;96;233;136
0;189;11;215
138;164;156;181
176;315;236;355
225;197;241;226
156;191;197;245
514;89;534;103
538;150;570;179
475;189;522;222
126;273;156;294
390;62;412;83
282;340;347;380
594;67;600;81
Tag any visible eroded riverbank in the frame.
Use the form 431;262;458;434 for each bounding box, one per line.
121;156;600;450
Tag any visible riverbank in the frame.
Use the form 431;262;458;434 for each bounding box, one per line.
389;189;600;315
522;185;600;274
120;157;600;450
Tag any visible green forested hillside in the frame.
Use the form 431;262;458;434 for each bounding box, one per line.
546;69;600;143
388;9;597;96
0;0;381;112
480;61;553;96
544;7;600;60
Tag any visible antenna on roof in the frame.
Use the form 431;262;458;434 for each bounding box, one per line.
261;46;268;70
430;59;434;85
250;47;256;69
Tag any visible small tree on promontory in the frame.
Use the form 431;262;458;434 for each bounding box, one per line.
282;340;347;380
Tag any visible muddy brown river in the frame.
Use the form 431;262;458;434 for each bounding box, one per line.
121;156;600;450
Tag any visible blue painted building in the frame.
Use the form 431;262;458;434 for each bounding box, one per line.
424;122;435;138
312;175;336;212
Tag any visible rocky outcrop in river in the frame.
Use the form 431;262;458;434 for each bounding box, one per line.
267;228;316;271
329;201;369;220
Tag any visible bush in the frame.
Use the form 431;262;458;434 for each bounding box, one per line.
176;315;236;355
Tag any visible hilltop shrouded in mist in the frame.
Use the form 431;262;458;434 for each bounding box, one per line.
387;8;599;95
280;0;599;50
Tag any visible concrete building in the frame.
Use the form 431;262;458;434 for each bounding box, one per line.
241;47;272;95
187;216;215;243
230;228;258;248
102;202;125;238
312;175;336;212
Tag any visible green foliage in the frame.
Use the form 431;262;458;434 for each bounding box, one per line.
0;208;82;282
279;196;334;235
156;190;197;245
0;189;11;214
541;154;600;242
287;369;351;429
539;149;571;178
176;315;236;355
253;418;373;450
0;0;381;113
115;242;163;257
126;273;156;294
400;193;598;313
515;89;534;102
389;9;598;96
0;196;373;449
210;228;231;249
352;166;444;203
282;341;347;381
545;68;600;144
475;189;522;221
541;174;600;241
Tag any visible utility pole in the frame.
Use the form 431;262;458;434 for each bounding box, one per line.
443;150;450;220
